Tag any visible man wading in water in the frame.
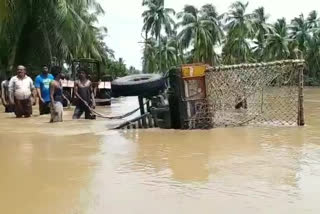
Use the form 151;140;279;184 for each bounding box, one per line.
9;65;35;118
73;69;96;120
49;66;66;123
1;77;14;113
35;65;54;115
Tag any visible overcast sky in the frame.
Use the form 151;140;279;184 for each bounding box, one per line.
98;0;317;70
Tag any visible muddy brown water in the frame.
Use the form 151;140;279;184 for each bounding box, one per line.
1;89;320;214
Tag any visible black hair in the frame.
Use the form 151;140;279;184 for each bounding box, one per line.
51;66;62;78
77;68;89;79
78;67;88;74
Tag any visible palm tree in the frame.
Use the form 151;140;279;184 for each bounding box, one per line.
177;4;223;65
307;10;320;28
142;38;158;73
251;7;273;61
304;11;320;83
156;36;178;71
264;18;292;60
142;0;175;72
305;33;320;81
222;1;254;64
169;27;184;65
200;4;224;64
0;0;28;72
0;0;107;75
290;14;312;56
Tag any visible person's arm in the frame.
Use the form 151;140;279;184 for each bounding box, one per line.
60;84;70;106
8;78;15;105
90;82;96;108
62;93;70;106
30;78;35;98
50;81;56;106
1;82;7;106
29;78;36;105
74;81;79;98
35;76;44;103
36;88;42;102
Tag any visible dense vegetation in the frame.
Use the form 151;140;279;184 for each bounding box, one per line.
1;1;320;85
0;0;137;79
142;0;320;85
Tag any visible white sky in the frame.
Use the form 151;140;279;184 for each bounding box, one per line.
98;0;317;70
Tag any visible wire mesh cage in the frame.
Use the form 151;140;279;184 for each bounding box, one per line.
182;60;305;129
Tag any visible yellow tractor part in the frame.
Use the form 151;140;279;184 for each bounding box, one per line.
181;64;208;78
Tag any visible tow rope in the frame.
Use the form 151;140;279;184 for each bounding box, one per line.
74;92;147;120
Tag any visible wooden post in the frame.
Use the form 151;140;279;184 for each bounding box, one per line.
147;114;154;128
138;120;142;128
298;66;305;126
138;96;147;127
138;96;145;115
146;100;151;113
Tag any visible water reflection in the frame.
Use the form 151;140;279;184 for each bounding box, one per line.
0;133;101;214
122;127;304;189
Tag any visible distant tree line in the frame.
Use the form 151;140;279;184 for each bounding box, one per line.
142;0;320;85
0;0;140;80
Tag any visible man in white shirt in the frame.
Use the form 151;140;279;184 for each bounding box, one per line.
9;65;35;118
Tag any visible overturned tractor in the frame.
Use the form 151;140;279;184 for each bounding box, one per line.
112;60;305;130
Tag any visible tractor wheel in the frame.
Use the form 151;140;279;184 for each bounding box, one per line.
111;74;165;97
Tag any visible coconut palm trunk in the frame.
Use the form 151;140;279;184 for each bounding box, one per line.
42;23;53;63
7;43;18;73
158;37;162;72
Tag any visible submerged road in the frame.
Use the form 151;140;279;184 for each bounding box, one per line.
0;90;320;213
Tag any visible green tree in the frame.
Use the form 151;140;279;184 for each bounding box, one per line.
222;1;255;64
199;4;224;64
128;66;141;74
142;0;175;72
290;14;313;56
264;18;292;60
156;36;178;71
142;38;158;73
252;7;273;61
106;58;128;79
307;10;320;28
169;26;185;65
304;11;320;84
305;33;320;84
177;4;223;65
0;0;107;76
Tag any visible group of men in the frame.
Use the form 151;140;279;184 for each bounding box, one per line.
0;65;96;122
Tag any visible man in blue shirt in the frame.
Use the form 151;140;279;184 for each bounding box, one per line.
35;65;54;115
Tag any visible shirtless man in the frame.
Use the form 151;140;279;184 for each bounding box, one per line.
1;77;14;113
73;69;96;119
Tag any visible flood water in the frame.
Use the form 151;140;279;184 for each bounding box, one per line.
1;89;320;214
